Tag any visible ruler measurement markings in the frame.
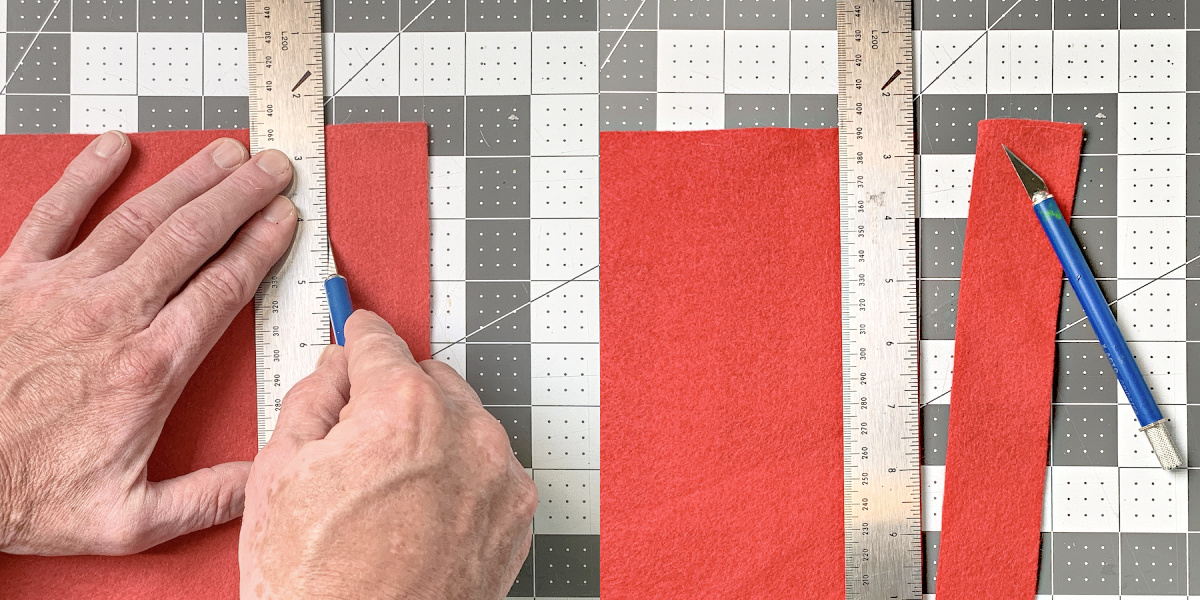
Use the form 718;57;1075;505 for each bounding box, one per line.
838;0;921;597
247;0;333;447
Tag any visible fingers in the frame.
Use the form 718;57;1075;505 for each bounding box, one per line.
6;131;131;262
121;461;252;555
72;137;249;274
344;310;428;391
266;345;350;458
148;195;296;362
116;149;292;308
338;311;441;425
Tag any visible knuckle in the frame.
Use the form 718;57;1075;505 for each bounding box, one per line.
419;358;453;378
106;202;162;243
173;146;237;191
236;222;279;255
193;261;254;307
395;375;442;403
60;289;128;334
26;197;75;231
284;375;322;403
479;416;513;452
157;165;210;199
111;348;173;390
58;157;107;195
160;211;221;256
514;475;539;521
227;164;281;196
189;468;235;529
355;329;402;354
472;416;517;474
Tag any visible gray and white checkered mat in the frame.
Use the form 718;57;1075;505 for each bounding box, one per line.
4;0;1199;596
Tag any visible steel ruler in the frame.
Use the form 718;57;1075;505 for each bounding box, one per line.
246;0;333;448
837;0;921;597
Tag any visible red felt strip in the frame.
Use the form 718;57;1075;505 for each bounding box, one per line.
0;123;429;599
599;128;843;598
935;119;1082;600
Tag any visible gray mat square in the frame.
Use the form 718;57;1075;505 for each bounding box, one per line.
74;0;135;31
1055;532;1119;594
467;157;532;218
401;96;466;155
1052;93;1118;155
466;281;532;342
205;0;245;31
790;94;838;128
139;0;202;31
1054;0;1118;28
485;405;533;467
534;0;598;30
466;96;531;156
1121;533;1187;595
1055;341;1117;402
600;31;657;92
138;96;203;131
726;0;789;28
600;93;656;130
5;34;70;94
6;94;69;133
534;534;600;597
1052;404;1118;466
203;96;249;129
725;94;789;128
8;0;70;32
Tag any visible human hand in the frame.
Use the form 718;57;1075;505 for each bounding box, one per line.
240;311;537;600
0;131;297;555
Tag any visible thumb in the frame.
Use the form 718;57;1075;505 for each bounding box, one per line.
267;344;350;458
131;460;253;553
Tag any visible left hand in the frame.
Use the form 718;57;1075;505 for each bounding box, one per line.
0;131;296;555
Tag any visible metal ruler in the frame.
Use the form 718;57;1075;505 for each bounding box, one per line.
837;0;921;597
246;0;333;448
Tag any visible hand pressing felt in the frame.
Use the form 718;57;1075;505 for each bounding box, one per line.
240;311;537;599
0;131;297;555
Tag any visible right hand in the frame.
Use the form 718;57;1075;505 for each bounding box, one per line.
239;310;538;599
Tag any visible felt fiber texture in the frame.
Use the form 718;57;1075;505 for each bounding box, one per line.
935;119;1083;600
599;128;844;598
0;123;430;598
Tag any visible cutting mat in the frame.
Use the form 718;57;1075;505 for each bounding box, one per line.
2;0;1198;597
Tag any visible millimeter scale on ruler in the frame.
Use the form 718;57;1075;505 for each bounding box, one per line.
837;0;921;597
246;0;332;448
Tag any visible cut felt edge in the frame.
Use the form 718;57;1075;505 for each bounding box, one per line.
934;119;1082;600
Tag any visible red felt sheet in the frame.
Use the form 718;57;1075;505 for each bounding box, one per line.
0;123;430;599
935;119;1083;599
599;128;844;598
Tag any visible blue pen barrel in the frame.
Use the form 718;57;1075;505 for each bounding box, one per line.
324;275;354;346
1033;197;1163;426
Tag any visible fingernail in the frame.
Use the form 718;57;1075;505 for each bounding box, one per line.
260;195;295;224
257;150;292;176
317;344;336;366
212;139;246;169
94;130;125;158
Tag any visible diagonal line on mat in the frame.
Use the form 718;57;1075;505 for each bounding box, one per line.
322;0;442;106
1;0;65;95
600;0;650;72
431;265;600;357
913;0;1027;100
919;252;1200;407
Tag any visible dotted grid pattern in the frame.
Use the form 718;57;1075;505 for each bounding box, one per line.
3;0;1199;598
